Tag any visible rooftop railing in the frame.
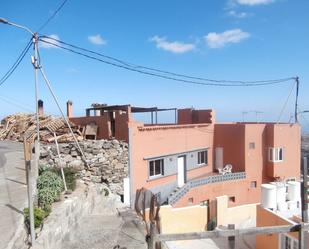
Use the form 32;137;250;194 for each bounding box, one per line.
168;172;246;205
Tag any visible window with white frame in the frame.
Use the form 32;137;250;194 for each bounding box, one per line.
198;150;208;165
280;233;298;249
149;159;164;178
269;147;284;162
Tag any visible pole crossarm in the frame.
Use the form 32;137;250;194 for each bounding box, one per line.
154;224;309;242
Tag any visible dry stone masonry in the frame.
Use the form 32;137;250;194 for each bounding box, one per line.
39;139;129;195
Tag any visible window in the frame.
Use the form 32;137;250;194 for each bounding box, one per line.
249;142;255;149
198;150;208;165
149;159;164;178
280;234;298;249
250;181;257;188
229;196;235;203
269;147;284;162
188;197;194;204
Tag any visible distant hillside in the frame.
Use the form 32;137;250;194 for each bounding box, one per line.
302;135;309;158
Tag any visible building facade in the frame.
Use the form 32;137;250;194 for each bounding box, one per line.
67;102;301;209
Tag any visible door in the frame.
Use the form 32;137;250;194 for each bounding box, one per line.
215;147;223;171
177;156;186;187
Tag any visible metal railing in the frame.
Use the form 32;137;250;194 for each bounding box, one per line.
168;172;246;205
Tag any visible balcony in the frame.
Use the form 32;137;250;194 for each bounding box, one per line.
168;172;246;205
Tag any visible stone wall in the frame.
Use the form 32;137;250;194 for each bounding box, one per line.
39;139;128;195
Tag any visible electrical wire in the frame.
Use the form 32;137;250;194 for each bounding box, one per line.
38;38;294;87
0;95;33;112
0;39;32;87
0;94;34;111
39;35;295;85
276;81;297;123
37;0;69;32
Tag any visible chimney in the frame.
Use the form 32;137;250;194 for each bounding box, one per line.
91;103;101;116
67;100;73;118
38;99;44;116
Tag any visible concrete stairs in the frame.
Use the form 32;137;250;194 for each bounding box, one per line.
60;208;147;249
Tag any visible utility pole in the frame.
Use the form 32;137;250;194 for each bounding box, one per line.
300;157;308;249
0;17;89;168
295;76;300;123
0;17;39;245
24;137;35;245
32;33;40;178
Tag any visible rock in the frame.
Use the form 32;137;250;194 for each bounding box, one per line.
63;154;73;162
68;159;84;171
102;142;111;149
115;163;124;170
71;150;78;157
40;149;49;157
40;139;129;196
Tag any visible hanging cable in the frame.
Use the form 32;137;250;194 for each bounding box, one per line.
37;0;69;32
38;38;294;87
276;81;297;123
39;35;295;85
0;39;32;87
0;95;33;112
0;94;34;111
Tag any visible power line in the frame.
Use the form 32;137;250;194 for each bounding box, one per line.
276;80;297;123
38;38;294;87
0;95;33;112
0;39;32;87
37;0;69;32
0;94;34;110
39;35;295;85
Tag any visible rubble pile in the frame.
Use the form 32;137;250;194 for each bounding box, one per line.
0;113;83;143
39;139;129;195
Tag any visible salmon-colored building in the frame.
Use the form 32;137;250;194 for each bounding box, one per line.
68;102;301;209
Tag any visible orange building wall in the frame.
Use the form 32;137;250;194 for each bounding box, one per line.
129;121;214;192
256;206;298;249
177;109;214;125
214;124;246;172
266;124;301;179
173;179;258;208
172;123;300;208
70;110;129;142
70;115;109;140
115;111;130;142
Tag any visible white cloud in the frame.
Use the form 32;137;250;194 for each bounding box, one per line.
39;34;60;49
205;29;250;48
228;10;249;18
235;0;274;6
88;34;106;45
149;36;195;54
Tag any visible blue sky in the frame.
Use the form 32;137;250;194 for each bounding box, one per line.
0;0;308;130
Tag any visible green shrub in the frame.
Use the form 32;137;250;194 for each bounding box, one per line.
23;207;46;229
62;167;77;191
43;204;52;217
37;171;64;194
38;165;50;175
38;187;59;208
207;218;217;231
50;167;77;191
